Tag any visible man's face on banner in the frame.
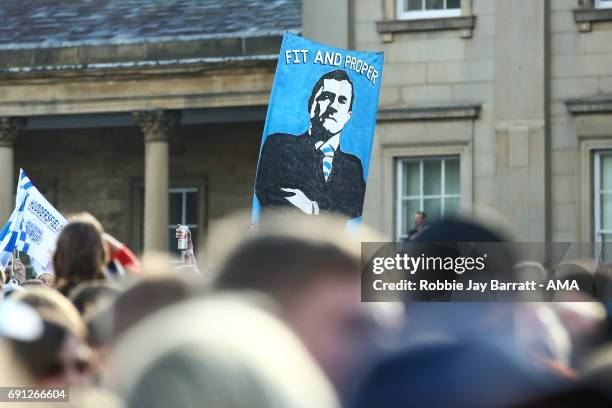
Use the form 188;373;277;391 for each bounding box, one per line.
310;79;353;137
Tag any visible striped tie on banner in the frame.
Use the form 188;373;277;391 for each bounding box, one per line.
315;141;336;182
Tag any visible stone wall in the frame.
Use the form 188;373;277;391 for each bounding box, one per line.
305;0;612;242
350;0;500;238
550;0;612;242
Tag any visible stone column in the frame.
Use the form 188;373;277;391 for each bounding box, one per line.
0;117;25;224
133;111;181;253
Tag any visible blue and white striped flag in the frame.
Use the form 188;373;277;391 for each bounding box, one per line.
0;206;22;272
0;169;67;275
15;169;33;210
0;169;33;271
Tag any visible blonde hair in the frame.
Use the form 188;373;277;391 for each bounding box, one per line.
109;293;339;408
67;212;104;234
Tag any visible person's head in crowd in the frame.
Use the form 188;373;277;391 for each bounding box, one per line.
414;216;507;243
403;221;572;365
21;279;45;288
36;272;55;287
64;281;122;382
111;276;191;341
53;222;106;296
0;300;44;387
413;211;426;229
2;257;22;287
10;287;86;345
8;287;91;387
69;212;141;276
353;218;584;408
69;281;122;320
3;279;24;298
88;252;188;353
552;259;598;300
514;261;548;289
68;212;109;262
9;319;91;387
404;211;429;241
398;219;547;345
212;212;390;392
110;294;339;408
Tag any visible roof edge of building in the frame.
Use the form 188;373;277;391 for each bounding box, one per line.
0;29;299;73
0;29;300;51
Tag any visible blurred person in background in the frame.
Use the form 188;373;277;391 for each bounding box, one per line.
551;259;598;300
66;281;123;385
7;287;91;387
214;235;369;393
110;276;191;341
21;279;45;288
77;275;191;383
404;210;428;241
3;255;26;285
0;295;124;407
37;271;56;287
9;287;86;352
352;218;580;408
69;280;122;322
3;257;24;296
9;319;91;388
109;293;339;408
212;212;402;401
69;212;141;276
0;299;45;388
53;222;107;297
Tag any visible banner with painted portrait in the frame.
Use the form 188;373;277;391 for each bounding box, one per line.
252;32;384;224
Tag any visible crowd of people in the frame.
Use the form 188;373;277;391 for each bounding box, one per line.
1;210;612;407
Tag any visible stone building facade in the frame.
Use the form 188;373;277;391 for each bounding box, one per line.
0;0;294;254
305;0;612;254
0;0;611;256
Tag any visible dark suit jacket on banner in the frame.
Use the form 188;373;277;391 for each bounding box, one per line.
255;132;366;219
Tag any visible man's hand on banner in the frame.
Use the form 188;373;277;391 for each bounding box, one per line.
280;188;320;215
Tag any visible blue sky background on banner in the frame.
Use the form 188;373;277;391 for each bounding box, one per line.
252;32;384;223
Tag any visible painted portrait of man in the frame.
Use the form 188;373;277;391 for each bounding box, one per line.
255;69;365;220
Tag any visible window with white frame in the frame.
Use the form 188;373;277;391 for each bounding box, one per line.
396;156;460;240
595;151;612;262
398;0;461;20
168;187;199;254
596;0;612;9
